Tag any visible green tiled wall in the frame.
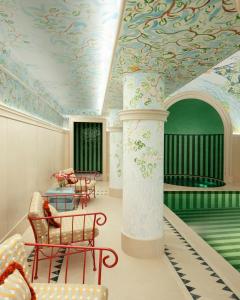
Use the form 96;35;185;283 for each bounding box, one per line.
164;134;224;180
164;191;240;211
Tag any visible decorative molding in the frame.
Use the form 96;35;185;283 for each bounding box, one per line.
0;103;67;133
121;231;164;258
119;109;169;122
164;91;233;184
107;126;122;132
0;64;63;115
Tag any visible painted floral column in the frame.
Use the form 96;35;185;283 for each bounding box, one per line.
108;110;123;197
119;71;168;258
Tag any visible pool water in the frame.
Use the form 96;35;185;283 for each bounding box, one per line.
164;175;225;188
176;208;240;272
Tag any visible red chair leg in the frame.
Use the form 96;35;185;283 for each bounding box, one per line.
90;239;97;271
34;246;39;280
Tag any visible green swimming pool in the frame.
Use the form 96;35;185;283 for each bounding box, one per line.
164;175;225;188
175;208;240;272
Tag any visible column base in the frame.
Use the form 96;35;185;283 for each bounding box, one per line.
121;232;164;259
109;188;122;198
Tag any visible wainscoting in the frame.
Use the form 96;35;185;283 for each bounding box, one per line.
0;105;67;241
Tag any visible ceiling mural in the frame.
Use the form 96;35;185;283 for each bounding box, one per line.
0;0;240;121
169;51;240;133
105;0;240;110
0;0;122;116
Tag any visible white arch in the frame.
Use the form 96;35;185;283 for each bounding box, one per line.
164;90;233;184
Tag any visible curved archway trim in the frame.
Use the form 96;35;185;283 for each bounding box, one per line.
164;90;233;184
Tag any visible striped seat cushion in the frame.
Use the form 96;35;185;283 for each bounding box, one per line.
44;213;99;244
33;283;108;300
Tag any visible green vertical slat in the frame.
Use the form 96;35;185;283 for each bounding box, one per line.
212;135;215;178
202;135;206;177
215;134;218;179
173;135;176;174
180;135;183;175
76;123;79;170
167;135;169;174
98;123;101;172
74;123;76;169
217;134;220;180
80;123;84;170
86;123;89;171
95;123;97;171
178;135;181;175
205;135;208;178
187;135;190;175
164;135;166;174
170;135;174;174
100;123;103;172
84;122;87;171
167;135;171;174
209;134;212;178
91;123;95;171
175;135;179;175
88;123;91;171
184;135;188;174
215;135;218;179
198;135;204;176
221;134;224;180
94;123;97;171
192;135;195;176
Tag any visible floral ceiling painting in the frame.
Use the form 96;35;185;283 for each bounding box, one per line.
170;51;240;133
0;0;122;120
105;0;240;110
0;0;240;124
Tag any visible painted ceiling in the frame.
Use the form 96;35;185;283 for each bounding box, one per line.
0;0;122;116
170;51;240;133
0;0;240;125
105;0;240;110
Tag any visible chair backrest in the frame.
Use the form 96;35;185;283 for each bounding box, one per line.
0;234;31;282
63;168;74;175
28;192;48;243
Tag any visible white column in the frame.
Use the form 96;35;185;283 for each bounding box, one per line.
120;72;168;258
107;110;123;197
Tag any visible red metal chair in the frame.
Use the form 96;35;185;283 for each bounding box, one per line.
25;242;118;285
28;192;107;279
0;234;118;300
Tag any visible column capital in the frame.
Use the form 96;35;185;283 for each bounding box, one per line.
119;109;169;122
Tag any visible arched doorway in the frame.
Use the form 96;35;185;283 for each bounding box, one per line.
164;91;233;184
